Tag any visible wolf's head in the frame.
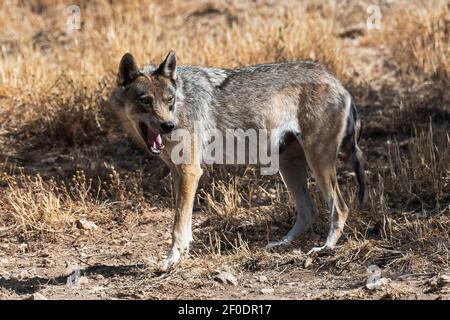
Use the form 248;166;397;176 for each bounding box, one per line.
109;52;178;155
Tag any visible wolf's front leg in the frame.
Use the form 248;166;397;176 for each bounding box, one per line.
162;164;203;271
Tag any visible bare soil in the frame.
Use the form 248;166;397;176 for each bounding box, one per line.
1;208;447;300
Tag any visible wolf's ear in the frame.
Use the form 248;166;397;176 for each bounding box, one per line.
157;51;177;81
117;53;140;86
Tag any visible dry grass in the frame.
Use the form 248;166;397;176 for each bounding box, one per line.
0;0;449;299
375;0;449;81
0;0;349;230
0;168;147;238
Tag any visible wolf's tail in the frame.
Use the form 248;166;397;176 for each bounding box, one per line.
341;95;368;206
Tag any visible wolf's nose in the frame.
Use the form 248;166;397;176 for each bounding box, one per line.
160;121;175;133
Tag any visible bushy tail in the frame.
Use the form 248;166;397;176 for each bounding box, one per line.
341;96;368;206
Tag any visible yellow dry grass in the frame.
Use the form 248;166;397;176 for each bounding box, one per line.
0;0;448;284
364;0;450;81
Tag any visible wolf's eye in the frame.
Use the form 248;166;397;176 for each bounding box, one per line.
167;95;175;110
139;96;152;107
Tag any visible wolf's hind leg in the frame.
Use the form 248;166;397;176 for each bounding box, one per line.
266;142;316;249
304;147;349;255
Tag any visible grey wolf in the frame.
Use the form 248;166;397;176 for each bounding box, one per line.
109;51;368;270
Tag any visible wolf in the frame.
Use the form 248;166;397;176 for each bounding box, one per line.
109;51;368;270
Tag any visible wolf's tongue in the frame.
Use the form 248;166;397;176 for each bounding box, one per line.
156;134;162;147
147;127;163;149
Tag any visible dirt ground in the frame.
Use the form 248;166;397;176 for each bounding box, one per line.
0;208;447;300
0;0;449;300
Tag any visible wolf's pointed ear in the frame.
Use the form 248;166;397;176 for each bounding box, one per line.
117;53;140;86
157;51;177;81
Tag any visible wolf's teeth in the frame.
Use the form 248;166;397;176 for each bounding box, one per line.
150;146;161;155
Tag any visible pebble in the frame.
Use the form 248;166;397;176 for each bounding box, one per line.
304;257;313;268
214;271;238;286
258;275;268;283
79;276;89;285
366;278;391;290
75;219;98;231
260;288;274;294
41;258;55;267
26;293;47;300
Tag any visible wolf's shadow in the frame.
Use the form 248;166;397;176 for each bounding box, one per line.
0;263;145;295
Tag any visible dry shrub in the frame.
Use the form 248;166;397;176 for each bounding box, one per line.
338;125;450;273
371;0;449;81
0;0;348;145
0;171;90;237
380;124;449;212
0;168;146;238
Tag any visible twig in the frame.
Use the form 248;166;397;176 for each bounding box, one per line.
398;272;437;280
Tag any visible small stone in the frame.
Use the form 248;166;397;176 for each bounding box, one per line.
75;219;98;231
366;278;391;290
79;276;89;285
18;270;31;280
26;293;47;300
244;283;253;288
41;258;55;267
0;243;10;249
18;243;28;253
214;271;238;286
425;274;450;293
92;286;107;292
258;275;268;283
286;282;296;287
260;288;274;294
0;258;9;264
440;275;450;288
304;257;313;268
93;274;105;281
122;251;133;257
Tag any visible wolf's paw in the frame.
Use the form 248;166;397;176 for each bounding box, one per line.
158;248;181;272
306;245;333;256
265;239;291;250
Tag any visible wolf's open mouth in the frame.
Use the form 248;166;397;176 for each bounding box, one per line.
139;122;164;155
